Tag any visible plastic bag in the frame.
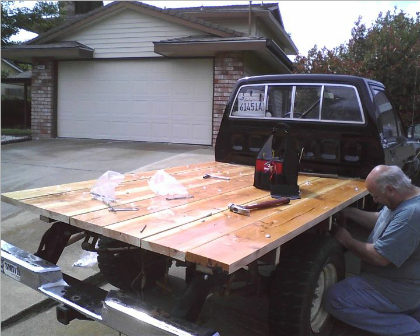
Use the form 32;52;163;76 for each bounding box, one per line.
72;250;97;268
148;170;188;196
90;170;124;204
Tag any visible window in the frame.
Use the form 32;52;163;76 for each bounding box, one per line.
231;85;266;117
266;86;293;118
321;86;362;122
372;89;399;141
230;83;364;124
294;86;321;119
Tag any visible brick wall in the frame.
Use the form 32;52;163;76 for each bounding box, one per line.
31;58;55;139
213;51;244;145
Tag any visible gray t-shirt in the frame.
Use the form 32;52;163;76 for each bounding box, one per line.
361;194;420;310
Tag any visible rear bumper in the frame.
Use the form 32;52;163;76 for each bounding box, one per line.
1;240;219;336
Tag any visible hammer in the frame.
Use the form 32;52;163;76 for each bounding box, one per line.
228;197;290;216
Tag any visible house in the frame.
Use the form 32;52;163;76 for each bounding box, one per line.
2;1;298;145
1;58;25;98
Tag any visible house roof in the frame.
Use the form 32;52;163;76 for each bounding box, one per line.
25;1;244;45
154;35;293;73
166;2;297;55
1;70;32;84
2;41;94;63
167;3;284;27
2;59;23;73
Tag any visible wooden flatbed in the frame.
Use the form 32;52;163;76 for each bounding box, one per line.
1;161;368;274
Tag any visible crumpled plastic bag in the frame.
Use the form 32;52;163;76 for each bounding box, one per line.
72;250;97;268
90;170;124;204
148;170;188;196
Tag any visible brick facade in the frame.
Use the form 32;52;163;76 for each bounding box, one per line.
212;51;244;145
31;58;56;139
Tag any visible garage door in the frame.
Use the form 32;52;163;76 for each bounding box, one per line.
57;59;213;145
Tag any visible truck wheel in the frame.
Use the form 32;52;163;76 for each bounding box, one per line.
97;237;168;291
268;235;345;336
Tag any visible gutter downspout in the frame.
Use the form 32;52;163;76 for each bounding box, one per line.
248;1;252;36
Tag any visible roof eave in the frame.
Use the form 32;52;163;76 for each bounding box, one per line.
254;11;298;55
1;46;94;63
154;38;293;72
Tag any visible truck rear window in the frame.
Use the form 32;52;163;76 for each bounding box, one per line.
230;84;364;124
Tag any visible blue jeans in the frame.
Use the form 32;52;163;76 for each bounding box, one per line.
323;276;420;336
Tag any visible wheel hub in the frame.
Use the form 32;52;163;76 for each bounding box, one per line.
310;263;337;333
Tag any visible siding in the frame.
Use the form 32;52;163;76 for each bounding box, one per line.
255;19;284;49
58;9;209;58
244;52;273;77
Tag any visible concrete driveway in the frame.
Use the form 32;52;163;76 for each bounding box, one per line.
1;139;368;336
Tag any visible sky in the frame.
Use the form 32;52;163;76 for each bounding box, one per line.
9;1;420;59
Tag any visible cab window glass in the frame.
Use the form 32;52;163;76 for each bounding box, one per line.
266;86;293;118
321;86;362;122
231;86;265;117
373;89;399;140
294;86;321;119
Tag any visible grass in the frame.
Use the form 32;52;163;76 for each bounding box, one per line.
1;128;31;136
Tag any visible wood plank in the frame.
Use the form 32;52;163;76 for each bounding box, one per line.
71;167;256;231
1;161;231;203
141;176;342;260
18;164;253;224
186;179;368;273
104;175;319;249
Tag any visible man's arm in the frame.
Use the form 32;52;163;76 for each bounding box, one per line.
334;226;390;266
340;207;379;231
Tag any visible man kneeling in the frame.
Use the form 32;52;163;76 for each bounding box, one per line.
324;165;420;336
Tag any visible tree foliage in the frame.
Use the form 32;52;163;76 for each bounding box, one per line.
1;1;103;46
1;1;63;45
294;9;420;125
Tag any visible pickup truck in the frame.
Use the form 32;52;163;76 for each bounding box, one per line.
2;74;419;336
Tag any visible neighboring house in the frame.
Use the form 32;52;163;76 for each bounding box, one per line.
2;1;298;145
1;58;25;98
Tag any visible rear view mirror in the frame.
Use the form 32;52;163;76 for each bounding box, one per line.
408;124;420;140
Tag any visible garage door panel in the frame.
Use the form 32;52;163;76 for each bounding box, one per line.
153;81;172;96
173;102;192;118
58;59;213;144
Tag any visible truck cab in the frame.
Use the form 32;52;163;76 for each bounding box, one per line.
216;74;420;184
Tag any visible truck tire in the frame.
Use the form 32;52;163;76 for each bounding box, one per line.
97;237;168;291
268;235;345;336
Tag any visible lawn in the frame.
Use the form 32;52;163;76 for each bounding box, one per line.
1;128;31;136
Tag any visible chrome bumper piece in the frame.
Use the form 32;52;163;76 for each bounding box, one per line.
1;240;219;336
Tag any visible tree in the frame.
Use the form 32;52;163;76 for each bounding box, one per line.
294;9;420;125
1;1;64;45
1;1;103;46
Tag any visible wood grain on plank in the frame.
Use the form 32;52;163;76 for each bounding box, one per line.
141;176;340;260
18;164;253;224
106;175;318;251
0;161;232;203
186;179;367;273
71;172;256;232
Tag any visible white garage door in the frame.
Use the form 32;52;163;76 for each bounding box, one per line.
57;59;213;145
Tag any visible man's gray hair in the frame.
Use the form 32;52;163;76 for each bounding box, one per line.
374;165;413;193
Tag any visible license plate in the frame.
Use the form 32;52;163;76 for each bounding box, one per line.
238;101;264;112
1;260;21;281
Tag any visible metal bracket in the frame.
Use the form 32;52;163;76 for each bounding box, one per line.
35;222;82;264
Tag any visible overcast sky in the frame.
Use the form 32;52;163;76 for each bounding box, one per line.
10;1;420;58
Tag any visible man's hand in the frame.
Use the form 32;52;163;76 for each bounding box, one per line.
332;225;390;267
333;225;352;249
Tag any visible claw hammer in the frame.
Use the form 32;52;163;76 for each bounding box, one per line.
228;197;290;216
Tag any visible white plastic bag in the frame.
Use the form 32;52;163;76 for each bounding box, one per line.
72;250;98;268
90;170;124;204
148;170;188;196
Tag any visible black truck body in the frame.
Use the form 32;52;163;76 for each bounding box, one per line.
216;74;420;184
